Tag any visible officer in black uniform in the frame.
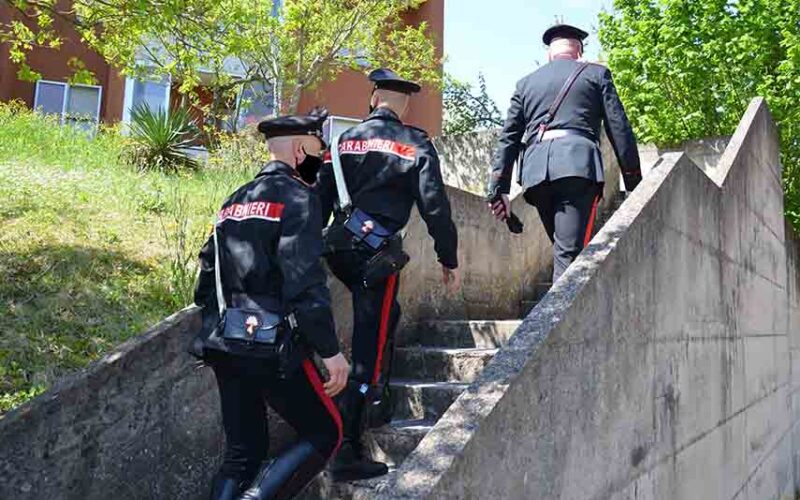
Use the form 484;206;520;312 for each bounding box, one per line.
489;24;642;282
316;68;460;482
191;109;350;500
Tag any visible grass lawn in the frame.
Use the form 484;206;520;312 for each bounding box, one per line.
0;103;253;412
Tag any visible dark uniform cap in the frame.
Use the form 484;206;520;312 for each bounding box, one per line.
542;24;589;45
368;68;421;94
257;107;329;146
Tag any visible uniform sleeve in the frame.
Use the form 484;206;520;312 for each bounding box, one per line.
316;152;337;227
489;82;525;195
277;187;340;358
414;139;459;269
193;232;218;312
600;68;642;192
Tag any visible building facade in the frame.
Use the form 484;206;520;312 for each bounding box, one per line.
0;0;443;135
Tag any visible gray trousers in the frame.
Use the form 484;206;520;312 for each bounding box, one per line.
524;177;601;283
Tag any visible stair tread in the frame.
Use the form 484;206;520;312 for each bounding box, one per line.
390;379;470;389
418;319;523;325
395;346;498;354
374;418;435;434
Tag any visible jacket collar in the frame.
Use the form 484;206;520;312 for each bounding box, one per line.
366;106;402;124
257;160;295;178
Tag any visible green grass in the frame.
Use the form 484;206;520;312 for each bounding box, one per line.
0;102;254;413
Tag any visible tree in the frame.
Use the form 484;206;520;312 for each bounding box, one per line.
598;0;800;226
1;0;440;127
443;72;503;136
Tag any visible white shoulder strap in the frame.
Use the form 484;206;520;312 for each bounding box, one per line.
212;218;226;317
330;134;352;213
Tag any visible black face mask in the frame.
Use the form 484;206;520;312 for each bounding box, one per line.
297;149;322;184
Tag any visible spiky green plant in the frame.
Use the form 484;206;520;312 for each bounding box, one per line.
129;104;200;173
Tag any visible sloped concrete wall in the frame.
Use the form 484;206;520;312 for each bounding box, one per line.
383;98;800;499
0;307;222;500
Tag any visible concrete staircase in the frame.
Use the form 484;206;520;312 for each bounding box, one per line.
304;317;543;499
303;193;627;499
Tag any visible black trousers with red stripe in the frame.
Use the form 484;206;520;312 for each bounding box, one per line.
524;177;601;283
208;351;342;490
326;249;401;440
326;249;401;388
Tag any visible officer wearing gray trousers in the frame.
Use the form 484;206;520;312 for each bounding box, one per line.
488;24;642;282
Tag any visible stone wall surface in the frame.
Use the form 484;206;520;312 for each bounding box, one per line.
379;98;800;500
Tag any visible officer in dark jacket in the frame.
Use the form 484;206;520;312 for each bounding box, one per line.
192;110;350;500
489;24;642;282
316;68;460;481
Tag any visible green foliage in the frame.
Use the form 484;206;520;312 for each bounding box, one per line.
443;72;503;136
2;0;440;123
598;0;800;227
206;127;270;175
129;104;200;173
0;102;249;413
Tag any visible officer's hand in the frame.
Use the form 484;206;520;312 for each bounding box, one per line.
489;194;510;221
321;353;349;397
442;266;461;294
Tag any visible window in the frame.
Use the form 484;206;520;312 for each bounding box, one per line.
132;78;170;113
236;81;276;130
34;80;102;132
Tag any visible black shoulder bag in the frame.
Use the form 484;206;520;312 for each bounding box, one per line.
322;134;409;288
206;220;299;368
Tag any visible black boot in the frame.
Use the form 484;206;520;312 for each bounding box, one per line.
209;473;241;500
330;440;388;482
330;382;389;482
239;440;326;500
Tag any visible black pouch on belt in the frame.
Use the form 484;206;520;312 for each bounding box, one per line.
362;234;409;288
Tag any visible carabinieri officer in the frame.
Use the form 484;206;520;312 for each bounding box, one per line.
191;109;350;500
316;68;460;482
489;24;642;282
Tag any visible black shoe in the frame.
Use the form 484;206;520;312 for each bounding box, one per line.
209;474;240;500
330;441;389;482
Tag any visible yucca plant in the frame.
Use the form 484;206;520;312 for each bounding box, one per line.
129;104;200;173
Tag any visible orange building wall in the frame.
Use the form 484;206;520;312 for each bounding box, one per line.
1;0;443;132
0;2;125;122
296;0;444;136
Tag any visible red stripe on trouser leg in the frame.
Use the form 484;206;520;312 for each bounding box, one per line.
372;273;398;385
583;194;601;248
301;358;343;455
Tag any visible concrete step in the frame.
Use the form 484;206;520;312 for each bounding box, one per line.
300;469;390;500
391;347;498;382
399;320;521;348
369;418;433;465
390;379;468;421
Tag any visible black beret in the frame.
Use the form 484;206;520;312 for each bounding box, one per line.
257;107;328;146
542;24;589;45
368;68;421;94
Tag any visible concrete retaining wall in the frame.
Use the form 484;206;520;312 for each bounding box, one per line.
382;98;800;500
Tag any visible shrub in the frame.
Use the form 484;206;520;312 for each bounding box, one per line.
128;104;200;173
206;125;269;174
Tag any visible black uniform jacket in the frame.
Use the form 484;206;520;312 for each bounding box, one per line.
316;107;459;269
193;161;339;359
490;58;642;194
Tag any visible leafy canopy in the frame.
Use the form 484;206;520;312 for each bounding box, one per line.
1;0;440;119
598;0;800;225
443;72;503;136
